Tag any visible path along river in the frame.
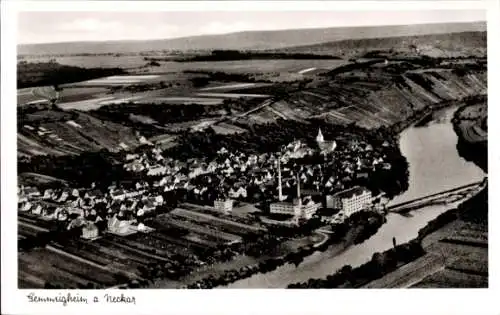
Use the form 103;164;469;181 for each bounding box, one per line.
222;106;486;288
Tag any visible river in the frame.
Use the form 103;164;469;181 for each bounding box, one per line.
222;106;485;288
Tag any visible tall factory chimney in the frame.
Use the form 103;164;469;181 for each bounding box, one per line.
296;173;302;206
278;157;284;201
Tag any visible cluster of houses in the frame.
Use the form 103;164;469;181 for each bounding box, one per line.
18;128;395;234
18;183;163;239
121;129;391;209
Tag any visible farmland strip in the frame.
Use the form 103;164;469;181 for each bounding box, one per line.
99;237;172;263
46;245;111;271
18;220;50;233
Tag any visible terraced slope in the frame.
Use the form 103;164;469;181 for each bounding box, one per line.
18;110;141;157
237;60;487;129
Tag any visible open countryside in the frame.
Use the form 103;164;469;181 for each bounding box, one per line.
16;17;487;290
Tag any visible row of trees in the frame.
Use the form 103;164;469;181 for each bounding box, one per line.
288;239;425;288
18;149;137;189
17;61;126;88
176;50;341;62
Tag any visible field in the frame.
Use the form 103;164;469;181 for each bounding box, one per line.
21;55;148;69
363;206;488;289
200;82;269;91
74;75;163;86
455;103;487;143
18;202;270;289
18;110;141;157
170;206;264;235
411;268;487;288
20;55;349;76
19;200;270;288
151;208;262;247
236;65;487;129
18;246;133;289
18;87;111;106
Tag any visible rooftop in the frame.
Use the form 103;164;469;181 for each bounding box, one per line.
333;186;370;199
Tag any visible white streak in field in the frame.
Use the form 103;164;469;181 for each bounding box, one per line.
298;67;317;74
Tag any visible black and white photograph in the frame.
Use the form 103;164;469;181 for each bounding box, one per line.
1;1;498;314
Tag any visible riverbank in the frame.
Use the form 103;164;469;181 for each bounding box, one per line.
220;102;485;288
391;94;486;134
288;184;487;288
452;99;487;172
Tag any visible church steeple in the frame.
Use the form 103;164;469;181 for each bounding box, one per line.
316;128;324;143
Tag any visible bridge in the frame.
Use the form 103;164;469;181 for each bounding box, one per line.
387;178;486;214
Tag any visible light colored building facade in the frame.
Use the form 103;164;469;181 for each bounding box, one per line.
270;201;301;217
82;223;99;239
300;200;320;220
269;166;318;220
214;198;233;214
328;186;372;217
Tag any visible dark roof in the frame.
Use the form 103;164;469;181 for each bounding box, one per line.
333;186;370;199
89;189;104;197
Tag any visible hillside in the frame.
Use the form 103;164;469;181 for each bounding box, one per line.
277;31;487;58
17;109;142;158
230;58;487;129
452;101;487;172
18;22;485;56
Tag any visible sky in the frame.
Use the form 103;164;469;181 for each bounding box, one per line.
18;10;486;44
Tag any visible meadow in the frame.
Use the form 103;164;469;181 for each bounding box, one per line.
22;55;349;74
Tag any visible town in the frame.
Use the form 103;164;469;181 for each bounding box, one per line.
18;126;396;288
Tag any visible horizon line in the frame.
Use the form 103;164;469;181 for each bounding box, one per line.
17;19;486;46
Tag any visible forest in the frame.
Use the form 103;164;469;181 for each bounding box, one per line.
17;61;126;88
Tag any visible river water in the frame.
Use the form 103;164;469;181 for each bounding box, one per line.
223;106;485;288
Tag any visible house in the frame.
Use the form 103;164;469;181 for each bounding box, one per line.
57;209;69;221
19;201;33;212
217;147;229;155
126;153;139;161
356;172;369;179
68;207;85;218
23;187;41;198
110;189;127;201
18;193;28;203
139;199;156;213
85;189;105;202
214;198;233;214
67;217;85;230
229;186;247;199
41;207;58;220
135;222;154;233
125;161;145;173
57;191;70;203
32;204;44;215
31;204;43;215
300;196;320;220
164;184;175;192
42;189;55;200
136;181;150;190
147;165;167;176
71;197;83;208
81;223;99;240
108;215;135;235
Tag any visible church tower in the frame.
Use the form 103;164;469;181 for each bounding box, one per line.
316;128;324;143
